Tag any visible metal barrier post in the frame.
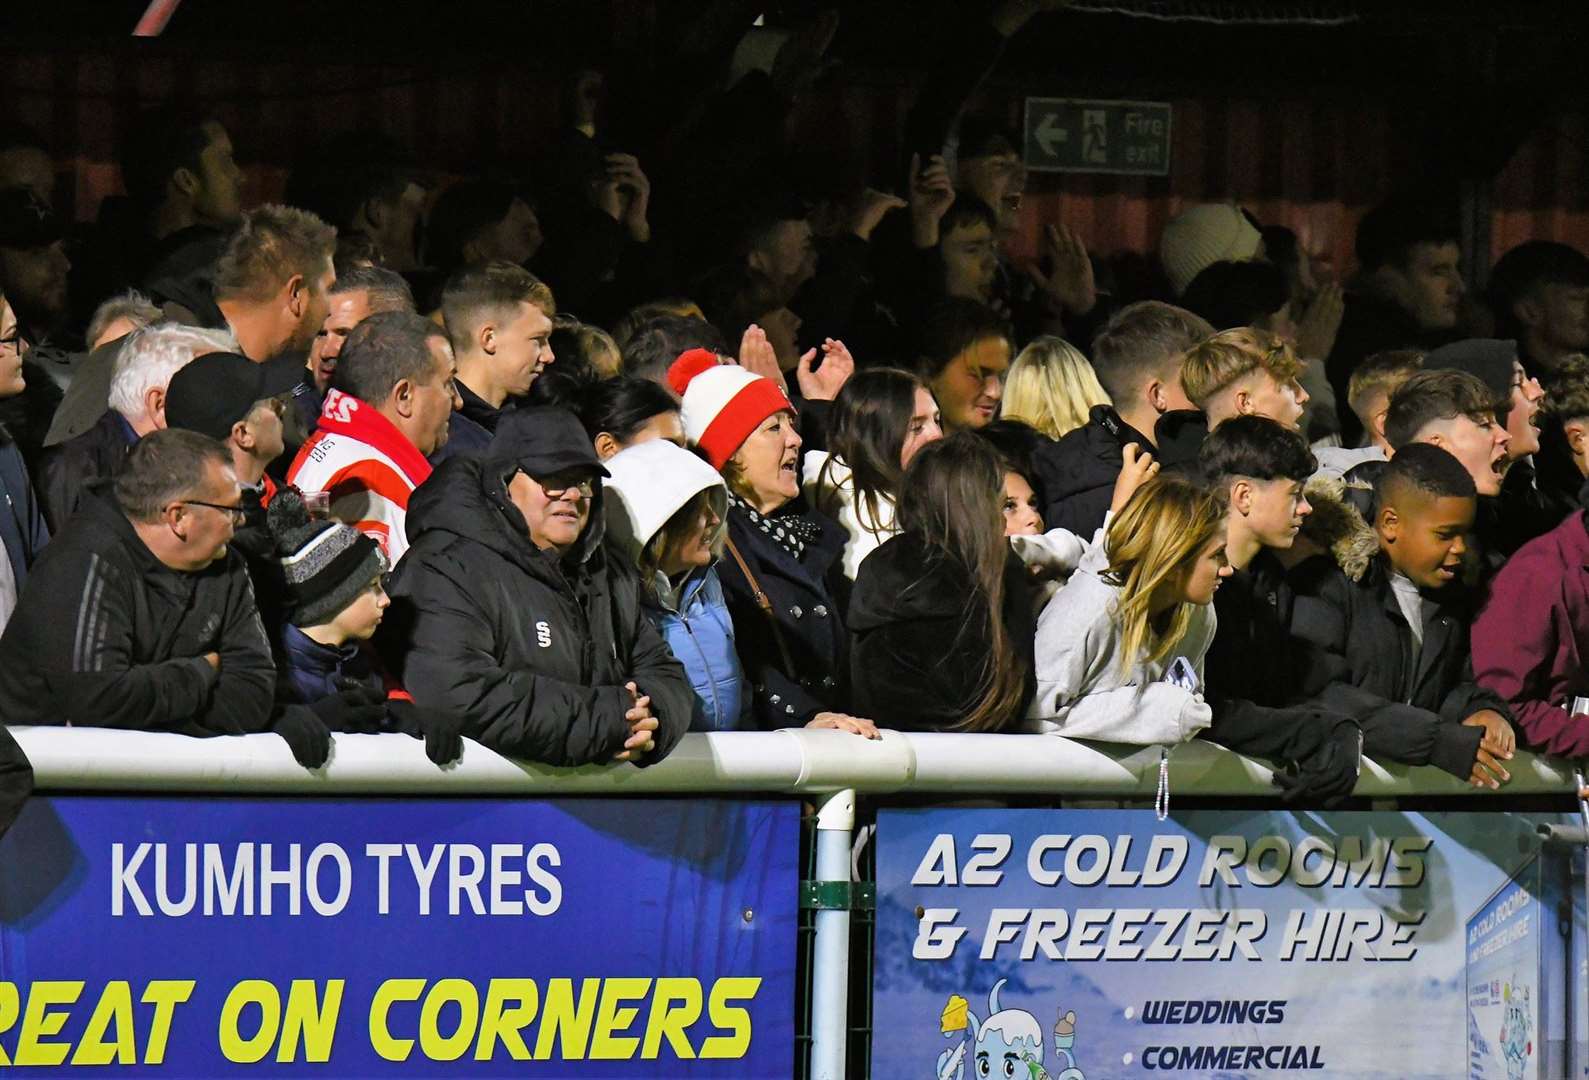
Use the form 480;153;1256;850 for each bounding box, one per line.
808;788;855;1080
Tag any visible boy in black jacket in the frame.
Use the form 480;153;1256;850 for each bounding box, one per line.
1199;416;1361;803
1290;444;1516;788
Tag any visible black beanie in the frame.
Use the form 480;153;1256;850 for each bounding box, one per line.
266;488;388;627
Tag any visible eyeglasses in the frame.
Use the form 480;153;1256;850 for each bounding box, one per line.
180;500;248;525
537;475;595;498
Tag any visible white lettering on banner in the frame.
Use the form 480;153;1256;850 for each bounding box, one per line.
405;843;445;914
1198;833;1430;888
917;833;1199;888
1026;834;1187;887
970;907;1267;962
306;844;352;916
108;842;562;918
1465;884;1532;945
912;908;967;959
206;843;253;915
111;843;353;918
1280;908;1424;961
906;831;1439;963
909;833;1011;886
367;842;401;914
370;843;563;917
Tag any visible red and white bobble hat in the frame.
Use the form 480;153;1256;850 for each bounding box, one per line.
668;348;794;470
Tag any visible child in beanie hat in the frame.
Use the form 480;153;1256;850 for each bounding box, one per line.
269;487;390;637
263;488;463;769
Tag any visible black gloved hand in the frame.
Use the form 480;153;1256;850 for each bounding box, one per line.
273;705;332;769
1271;718;1362;807
388;699;464;766
309;681;389;733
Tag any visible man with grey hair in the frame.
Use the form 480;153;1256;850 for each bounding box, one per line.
0;428;275;735
291;264;415;433
86;289;163;354
287;310;459;563
38;322;234;530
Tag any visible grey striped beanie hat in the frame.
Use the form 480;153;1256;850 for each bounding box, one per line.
266;487;389;627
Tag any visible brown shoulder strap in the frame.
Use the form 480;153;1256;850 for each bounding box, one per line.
724;535;798;675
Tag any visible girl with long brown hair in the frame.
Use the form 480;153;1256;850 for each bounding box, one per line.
848;433;1035;732
803;367;943;579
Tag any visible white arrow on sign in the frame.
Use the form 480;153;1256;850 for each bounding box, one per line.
1035;113;1069;158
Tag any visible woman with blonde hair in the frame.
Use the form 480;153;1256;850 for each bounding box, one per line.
1002;336;1111;440
1031;473;1229;744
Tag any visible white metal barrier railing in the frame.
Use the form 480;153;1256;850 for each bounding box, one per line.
10;726;1580;1080
10;726;1581;797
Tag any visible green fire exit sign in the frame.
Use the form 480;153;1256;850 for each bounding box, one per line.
1023;98;1173;176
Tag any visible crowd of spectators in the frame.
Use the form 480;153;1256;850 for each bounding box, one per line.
3;1;1589;834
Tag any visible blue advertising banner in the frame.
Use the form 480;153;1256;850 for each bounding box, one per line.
1465;853;1576;1080
873;809;1587;1080
0;796;799;1077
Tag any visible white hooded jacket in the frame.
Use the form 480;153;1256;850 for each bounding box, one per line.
801;450;898;580
602;440;748;731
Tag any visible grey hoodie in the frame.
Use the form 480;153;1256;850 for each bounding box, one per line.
1028;545;1216;744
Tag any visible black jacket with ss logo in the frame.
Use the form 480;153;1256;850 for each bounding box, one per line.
380;455;691;767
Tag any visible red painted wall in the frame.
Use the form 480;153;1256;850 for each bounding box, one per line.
8;50;1586;279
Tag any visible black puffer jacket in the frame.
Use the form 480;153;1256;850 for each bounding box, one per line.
1204;551;1362;805
1035;405;1151;537
378;455;691;767
1288;552;1506;780
0;486;275;733
718;505;850;728
0;723;33;838
1035;406;1206;537
849;535;1035;732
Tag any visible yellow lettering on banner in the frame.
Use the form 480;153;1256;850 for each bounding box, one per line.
0;982;18;1065
277;980;343;1063
369;978;424;1062
418;978;479;1062
642;978;702;1060
700;977;759;1059
589;977;648;1060
533;978;599;1060
475;978;538;1061
13;980;82;1066
218;980;280;1063
141;980;195;1064
69;981;135;1065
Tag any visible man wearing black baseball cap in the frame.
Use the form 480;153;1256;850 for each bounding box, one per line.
165;351;302;561
379;406;692;770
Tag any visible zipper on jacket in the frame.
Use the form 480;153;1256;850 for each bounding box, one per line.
678;611;722;725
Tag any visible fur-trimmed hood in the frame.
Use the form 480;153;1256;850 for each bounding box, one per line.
1299;469;1379;582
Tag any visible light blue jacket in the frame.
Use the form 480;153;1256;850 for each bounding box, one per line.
602;440;750;732
646;567;749;731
